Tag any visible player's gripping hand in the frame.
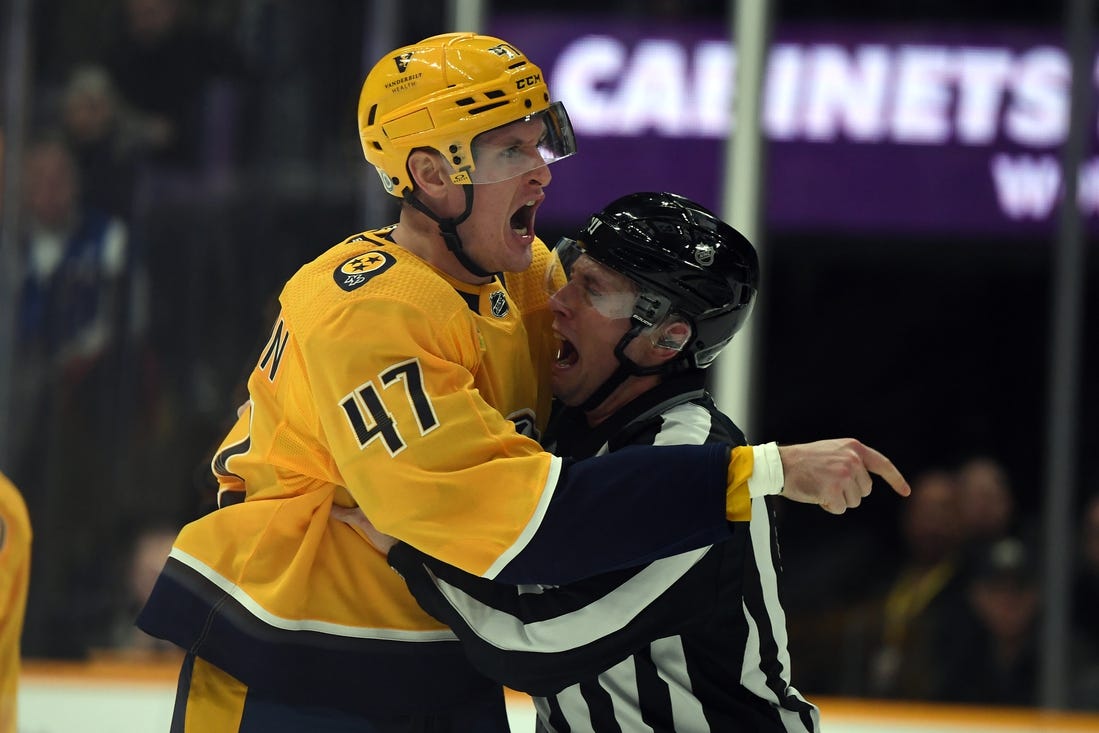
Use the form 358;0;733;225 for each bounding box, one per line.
778;438;910;514
331;505;398;554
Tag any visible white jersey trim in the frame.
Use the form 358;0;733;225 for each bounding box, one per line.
169;546;458;641
483;454;563;579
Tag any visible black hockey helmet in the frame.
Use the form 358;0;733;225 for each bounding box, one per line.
557;191;759;369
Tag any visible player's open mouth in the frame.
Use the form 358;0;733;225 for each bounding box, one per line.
510;200;535;237
555;338;579;367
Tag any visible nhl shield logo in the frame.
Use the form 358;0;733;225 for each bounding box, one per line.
489;290;509;318
694;242;716;267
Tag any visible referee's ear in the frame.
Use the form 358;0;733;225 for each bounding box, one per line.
648;316;691;358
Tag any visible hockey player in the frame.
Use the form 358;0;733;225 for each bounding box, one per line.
138;34;908;731
0;471;31;733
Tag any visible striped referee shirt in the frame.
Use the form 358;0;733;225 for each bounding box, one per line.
388;370;821;733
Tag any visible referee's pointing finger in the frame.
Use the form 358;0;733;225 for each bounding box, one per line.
856;443;911;497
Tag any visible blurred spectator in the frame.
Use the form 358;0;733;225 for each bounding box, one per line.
11;136;148;657
13;136;136;372
1070;492;1099;708
956;455;1016;545
104;0;243;172
938;537;1040;705
857;469;968;699
952;454;1038;586
60;64;160;220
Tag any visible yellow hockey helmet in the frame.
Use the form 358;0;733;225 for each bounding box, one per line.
358;32;576;197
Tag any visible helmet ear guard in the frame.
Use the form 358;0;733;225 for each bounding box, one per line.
646;315;692;353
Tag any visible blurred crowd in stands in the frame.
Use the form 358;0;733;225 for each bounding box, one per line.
1;0;1096;713
5;0;381;660
783;458;1099;709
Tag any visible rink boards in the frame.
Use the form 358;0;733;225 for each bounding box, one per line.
16;657;1099;733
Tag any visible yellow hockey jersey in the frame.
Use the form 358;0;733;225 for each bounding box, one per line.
0;471;31;733
138;229;747;716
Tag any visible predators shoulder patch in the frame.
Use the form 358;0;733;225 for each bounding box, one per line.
334;251;396;292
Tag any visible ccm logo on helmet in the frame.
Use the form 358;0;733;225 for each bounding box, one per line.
516;74;542;89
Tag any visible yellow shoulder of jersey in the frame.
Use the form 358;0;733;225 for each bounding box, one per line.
278;230;479;339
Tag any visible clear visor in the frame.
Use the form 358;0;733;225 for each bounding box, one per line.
545;238;639;320
464;101;577;185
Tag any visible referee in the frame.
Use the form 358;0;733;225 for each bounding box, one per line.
379;192;820;732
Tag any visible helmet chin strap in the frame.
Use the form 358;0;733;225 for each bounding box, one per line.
404;185;497;279
578;324;688;413
578;361;632;414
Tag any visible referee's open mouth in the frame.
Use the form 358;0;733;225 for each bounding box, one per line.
554;337;579;368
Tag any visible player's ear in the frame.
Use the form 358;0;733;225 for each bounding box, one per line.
407;149;450;196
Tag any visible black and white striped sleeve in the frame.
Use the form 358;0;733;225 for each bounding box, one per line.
387;541;722;697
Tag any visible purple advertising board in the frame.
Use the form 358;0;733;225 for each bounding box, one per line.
489;16;1095;237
